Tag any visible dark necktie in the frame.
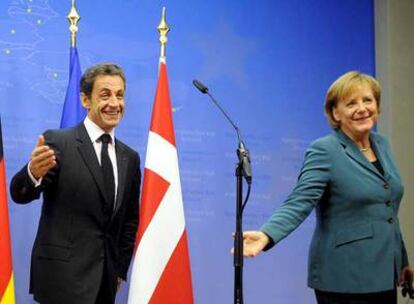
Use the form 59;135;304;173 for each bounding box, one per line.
100;134;115;209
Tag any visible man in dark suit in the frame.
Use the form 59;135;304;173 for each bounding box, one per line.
10;63;141;304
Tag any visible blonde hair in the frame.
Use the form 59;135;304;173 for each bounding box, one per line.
324;71;381;128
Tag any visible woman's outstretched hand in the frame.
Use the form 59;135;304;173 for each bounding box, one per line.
232;231;271;258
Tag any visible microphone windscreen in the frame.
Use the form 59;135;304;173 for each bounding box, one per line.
193;80;209;94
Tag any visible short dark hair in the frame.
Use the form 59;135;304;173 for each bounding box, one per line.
80;63;126;98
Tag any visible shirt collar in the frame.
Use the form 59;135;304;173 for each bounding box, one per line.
83;116;115;144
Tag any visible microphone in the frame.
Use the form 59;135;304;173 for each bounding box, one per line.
192;80;209;94
192;79;252;184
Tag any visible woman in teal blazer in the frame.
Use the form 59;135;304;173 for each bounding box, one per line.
242;71;413;304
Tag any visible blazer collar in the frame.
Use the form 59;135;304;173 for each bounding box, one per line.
333;128;389;181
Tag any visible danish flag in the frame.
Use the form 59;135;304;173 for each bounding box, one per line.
128;61;193;303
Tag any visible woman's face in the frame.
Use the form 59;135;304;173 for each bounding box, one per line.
333;83;379;140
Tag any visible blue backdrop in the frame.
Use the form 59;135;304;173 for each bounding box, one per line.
0;0;375;303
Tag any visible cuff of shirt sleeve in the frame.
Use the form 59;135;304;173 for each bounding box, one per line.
261;230;275;251
27;162;43;187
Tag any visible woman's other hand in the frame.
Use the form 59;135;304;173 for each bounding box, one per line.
400;265;414;285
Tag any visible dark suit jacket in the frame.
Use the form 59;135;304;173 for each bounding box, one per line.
262;129;408;293
10;123;141;304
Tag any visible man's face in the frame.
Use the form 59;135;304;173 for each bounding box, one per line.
81;75;125;132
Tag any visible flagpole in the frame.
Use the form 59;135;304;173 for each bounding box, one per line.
157;7;170;65
67;0;80;48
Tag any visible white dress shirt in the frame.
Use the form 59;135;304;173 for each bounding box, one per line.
84;116;118;202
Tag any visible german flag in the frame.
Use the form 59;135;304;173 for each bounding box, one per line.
0;119;15;304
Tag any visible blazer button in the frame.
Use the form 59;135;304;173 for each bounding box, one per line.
387;218;393;224
385;200;391;207
383;183;390;189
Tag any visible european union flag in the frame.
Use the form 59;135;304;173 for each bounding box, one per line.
60;47;86;128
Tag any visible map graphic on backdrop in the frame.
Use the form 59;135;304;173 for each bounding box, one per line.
0;1;375;303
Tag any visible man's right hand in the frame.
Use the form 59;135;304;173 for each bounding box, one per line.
29;135;56;180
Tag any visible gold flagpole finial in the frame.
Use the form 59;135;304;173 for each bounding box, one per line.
67;0;80;48
157;7;170;60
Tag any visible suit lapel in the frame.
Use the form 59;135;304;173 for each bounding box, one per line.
75;124;112;207
113;140;128;216
334;129;386;181
370;135;391;182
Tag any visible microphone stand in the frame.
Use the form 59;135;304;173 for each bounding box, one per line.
234;151;244;304
234;139;251;304
192;80;251;304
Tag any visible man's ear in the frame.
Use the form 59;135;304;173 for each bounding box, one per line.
80;93;90;110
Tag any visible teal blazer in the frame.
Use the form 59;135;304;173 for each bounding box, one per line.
261;129;408;293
